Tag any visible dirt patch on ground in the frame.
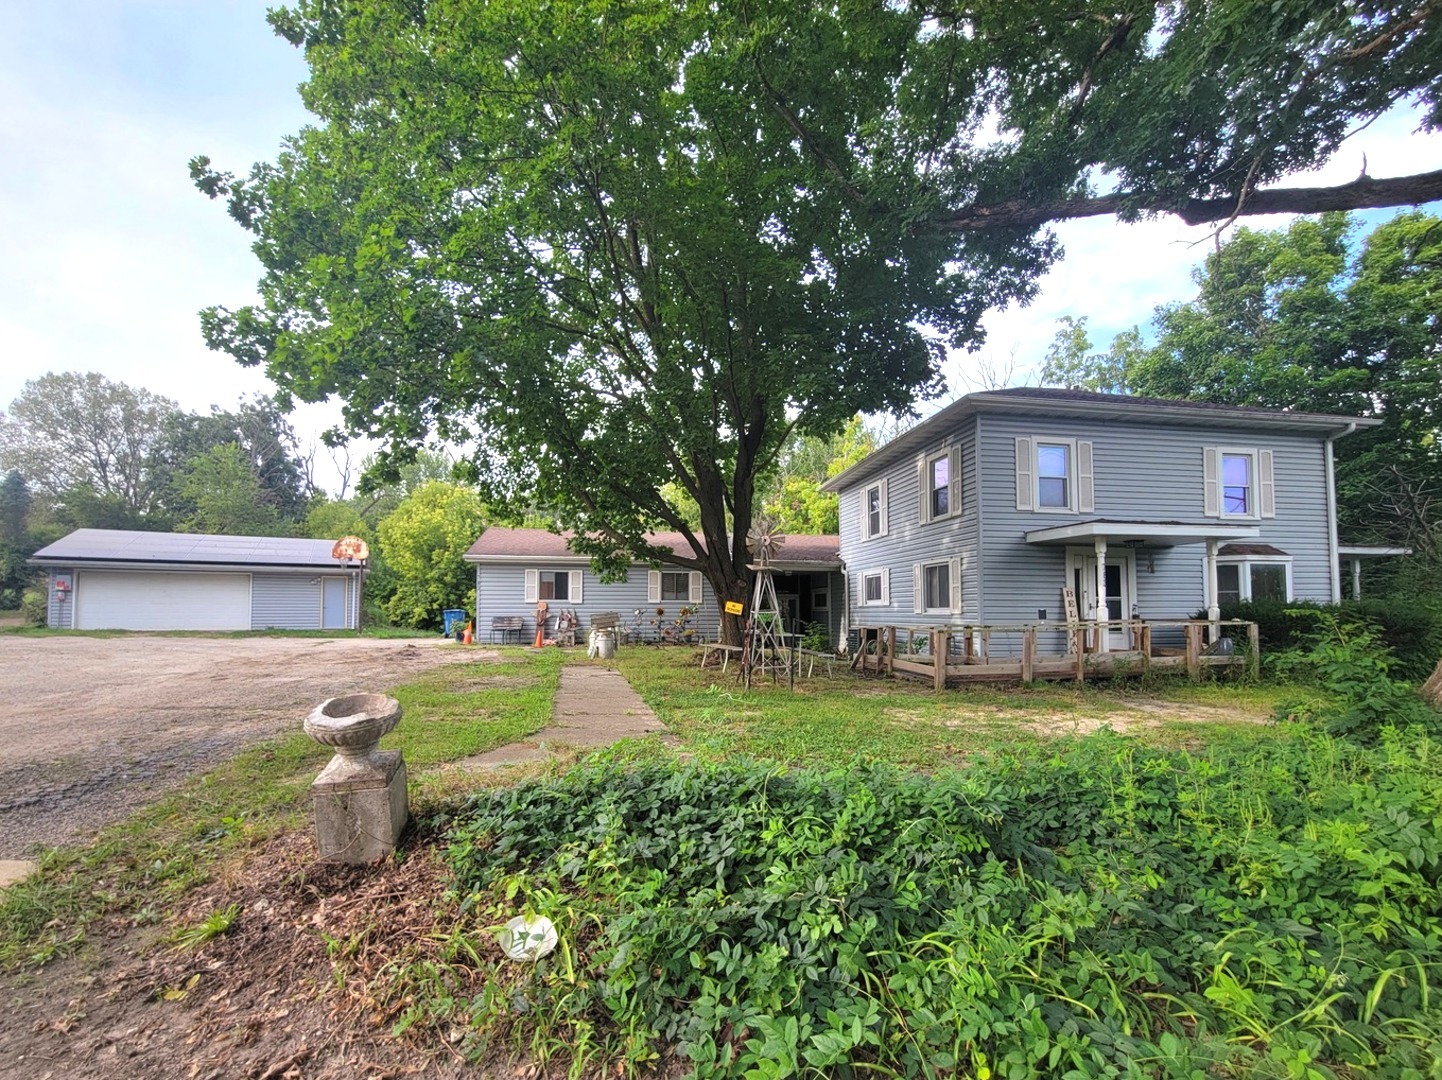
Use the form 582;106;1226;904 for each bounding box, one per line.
1;829;478;1079
0;636;488;857
933;696;1272;736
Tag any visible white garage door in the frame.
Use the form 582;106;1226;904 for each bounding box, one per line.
74;571;252;631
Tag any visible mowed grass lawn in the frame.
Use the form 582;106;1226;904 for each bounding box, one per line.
612;646;1285;767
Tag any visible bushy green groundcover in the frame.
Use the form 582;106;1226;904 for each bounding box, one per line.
447;729;1442;1078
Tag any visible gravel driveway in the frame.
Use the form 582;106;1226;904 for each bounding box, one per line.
0;635;480;856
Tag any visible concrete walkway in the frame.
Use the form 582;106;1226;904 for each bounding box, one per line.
457;664;672;771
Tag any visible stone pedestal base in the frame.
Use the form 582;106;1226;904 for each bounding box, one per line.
311;750;408;862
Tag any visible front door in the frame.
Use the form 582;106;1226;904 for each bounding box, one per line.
322;577;348;629
1071;556;1132;650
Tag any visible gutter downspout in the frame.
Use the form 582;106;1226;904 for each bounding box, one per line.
1325;423;1356;604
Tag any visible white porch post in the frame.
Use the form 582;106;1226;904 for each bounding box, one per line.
1206;538;1221;639
1093;537;1109;653
1351;557;1362;601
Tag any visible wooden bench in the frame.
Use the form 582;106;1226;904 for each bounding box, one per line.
490;615;524;644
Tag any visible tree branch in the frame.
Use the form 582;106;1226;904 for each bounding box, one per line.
930;169;1442;232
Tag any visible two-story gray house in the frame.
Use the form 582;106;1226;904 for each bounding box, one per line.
822;388;1379;655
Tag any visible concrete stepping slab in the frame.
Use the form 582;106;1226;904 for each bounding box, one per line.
0;859;36;889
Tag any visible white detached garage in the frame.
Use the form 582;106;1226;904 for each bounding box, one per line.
30;529;364;632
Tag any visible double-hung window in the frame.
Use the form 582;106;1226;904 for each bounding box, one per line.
1204;446;1275;519
1036;442;1072;510
1222;452;1254;516
919;445;962;524
862;480;888;540
912;558;962;615
860;570;889;606
525;569;583;604
1015;436;1094;513
659;571;689;601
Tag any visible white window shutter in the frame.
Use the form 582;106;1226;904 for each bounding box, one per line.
877;478;889;535
569;570;583;604
1202;447;1220;517
688;571;702;603
917;455;929;524
647;570;661;604
949;445;962;517
1258;449;1276;518
913;564;923;613
1015;437;1034;511
1077;441;1095;513
880;569;891;605
949;556;962;615
524;569;539;603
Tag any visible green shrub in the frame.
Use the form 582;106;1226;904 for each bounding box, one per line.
20;585;47;626
1208;598;1442;681
444;738;1442;1077
1271;610;1442;742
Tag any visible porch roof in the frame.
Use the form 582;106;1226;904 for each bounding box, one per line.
1024;519;1262;547
1338;544;1412;558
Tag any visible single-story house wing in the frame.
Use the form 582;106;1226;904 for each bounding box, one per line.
465;527;846;646
29;528;364;631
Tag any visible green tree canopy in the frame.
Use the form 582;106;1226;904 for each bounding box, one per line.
376;481;486;628
0;372;179;519
194;0;1442;639
177;443;287;536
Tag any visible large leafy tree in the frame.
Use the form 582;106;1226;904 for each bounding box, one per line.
176;443;288;536
194;0;1441;640
0;372;180;519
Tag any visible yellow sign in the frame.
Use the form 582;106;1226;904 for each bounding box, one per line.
724;600;744;615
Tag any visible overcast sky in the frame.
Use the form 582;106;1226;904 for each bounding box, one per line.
3;1;1440;494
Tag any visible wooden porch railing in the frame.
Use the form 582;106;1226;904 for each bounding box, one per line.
851;619;1259;687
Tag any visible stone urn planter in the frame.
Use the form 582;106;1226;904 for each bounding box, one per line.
305;693;408;862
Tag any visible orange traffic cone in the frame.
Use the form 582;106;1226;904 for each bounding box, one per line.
462;621;473;645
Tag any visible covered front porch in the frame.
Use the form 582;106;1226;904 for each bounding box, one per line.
1023;519;1264;654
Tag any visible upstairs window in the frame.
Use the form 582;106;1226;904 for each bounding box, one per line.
862;479;888;539
1222;452;1253;516
1204;447;1275;519
929;453;950;518
1037;442;1072;510
1015;436;1094;513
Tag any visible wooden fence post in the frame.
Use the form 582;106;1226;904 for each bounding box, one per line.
1021;628;1036;683
1247;622;1261;680
1185;622;1202;681
1074;627;1086;685
933;629;947;691
1139;624;1152;673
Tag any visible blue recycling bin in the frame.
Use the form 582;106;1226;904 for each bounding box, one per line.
442;609;467;636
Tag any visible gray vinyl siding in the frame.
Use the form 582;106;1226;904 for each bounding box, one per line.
47;570;74;629
839;417;981;635
475;563;845;647
251;572;358;630
836;408;1336;655
977;412;1334;631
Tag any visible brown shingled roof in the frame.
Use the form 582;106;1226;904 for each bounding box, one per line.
466;527;840;564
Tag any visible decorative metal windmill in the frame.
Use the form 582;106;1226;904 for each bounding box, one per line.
743;518;794;689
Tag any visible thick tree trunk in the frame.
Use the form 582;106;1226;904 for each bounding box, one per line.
1422;655;1442;710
